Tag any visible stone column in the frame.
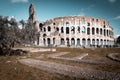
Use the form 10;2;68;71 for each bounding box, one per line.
75;38;77;47
51;38;53;45
81;38;82;46
90;38;92;46
65;38;67;46
106;29;107;37
85;27;87;35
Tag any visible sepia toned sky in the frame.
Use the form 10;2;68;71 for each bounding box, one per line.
0;0;120;37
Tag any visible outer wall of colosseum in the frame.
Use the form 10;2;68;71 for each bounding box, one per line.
36;16;114;48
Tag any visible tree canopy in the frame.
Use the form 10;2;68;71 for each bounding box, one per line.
0;16;36;55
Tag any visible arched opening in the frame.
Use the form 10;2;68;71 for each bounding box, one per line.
87;38;91;46
66;22;69;27
107;40;109;46
48;26;51;32
43;34;47;37
61;27;64;33
56;27;59;31
39;23;43;31
100;39;103;46
92;27;95;35
96;28;99;34
53;23;56;25
87;28;90;35
104;29;106;36
66;27;69;34
77;26;80;33
96;19;98;22
77;38;80;46
66;38;70;47
87;22;90;26
53;38;55;44
82;26;85;33
61;38;65;45
71;26;75;34
47;38;51;46
82;38;86;46
44;27;46;32
71;38;75;46
104;40;106;46
43;38;46;46
92;39;95;46
96;39;99;46
103;25;106;28
107;30;109;36
100;28;102;35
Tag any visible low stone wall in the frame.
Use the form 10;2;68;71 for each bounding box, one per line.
13;48;56;53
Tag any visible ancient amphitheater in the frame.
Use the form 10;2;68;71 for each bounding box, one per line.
29;4;114;48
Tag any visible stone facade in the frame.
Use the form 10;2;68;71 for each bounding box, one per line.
38;16;114;48
29;4;114;48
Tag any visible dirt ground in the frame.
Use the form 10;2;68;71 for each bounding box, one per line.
0;47;120;80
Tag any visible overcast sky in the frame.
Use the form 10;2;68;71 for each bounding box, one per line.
0;0;120;37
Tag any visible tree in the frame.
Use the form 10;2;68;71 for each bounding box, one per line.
0;16;37;55
19;19;26;29
0;16;21;55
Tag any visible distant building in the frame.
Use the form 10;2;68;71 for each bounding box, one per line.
29;4;114;48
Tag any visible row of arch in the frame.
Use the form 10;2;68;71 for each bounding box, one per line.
42;26;113;37
60;38;113;46
42;38;114;46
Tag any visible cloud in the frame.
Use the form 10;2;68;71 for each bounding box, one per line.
78;12;85;16
11;0;28;3
77;5;94;16
114;16;120;20
78;8;85;16
108;0;116;3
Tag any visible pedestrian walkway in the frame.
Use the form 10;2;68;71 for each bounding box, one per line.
19;59;120;80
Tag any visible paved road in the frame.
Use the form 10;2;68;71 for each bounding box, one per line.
19;59;120;80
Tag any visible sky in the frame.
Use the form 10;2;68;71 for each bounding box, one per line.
0;0;120;37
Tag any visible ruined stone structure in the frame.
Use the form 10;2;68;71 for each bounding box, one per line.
29;4;114;48
29;3;37;23
28;3;40;32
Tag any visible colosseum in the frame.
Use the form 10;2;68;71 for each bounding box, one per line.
29;4;114;48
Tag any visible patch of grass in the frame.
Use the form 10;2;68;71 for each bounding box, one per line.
40;57;120;73
33;48;120;73
58;48;120;58
0;55;86;80
22;47;120;73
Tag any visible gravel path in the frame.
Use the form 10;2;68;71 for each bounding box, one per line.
47;52;69;58
19;59;120;80
47;52;113;65
107;53;120;62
